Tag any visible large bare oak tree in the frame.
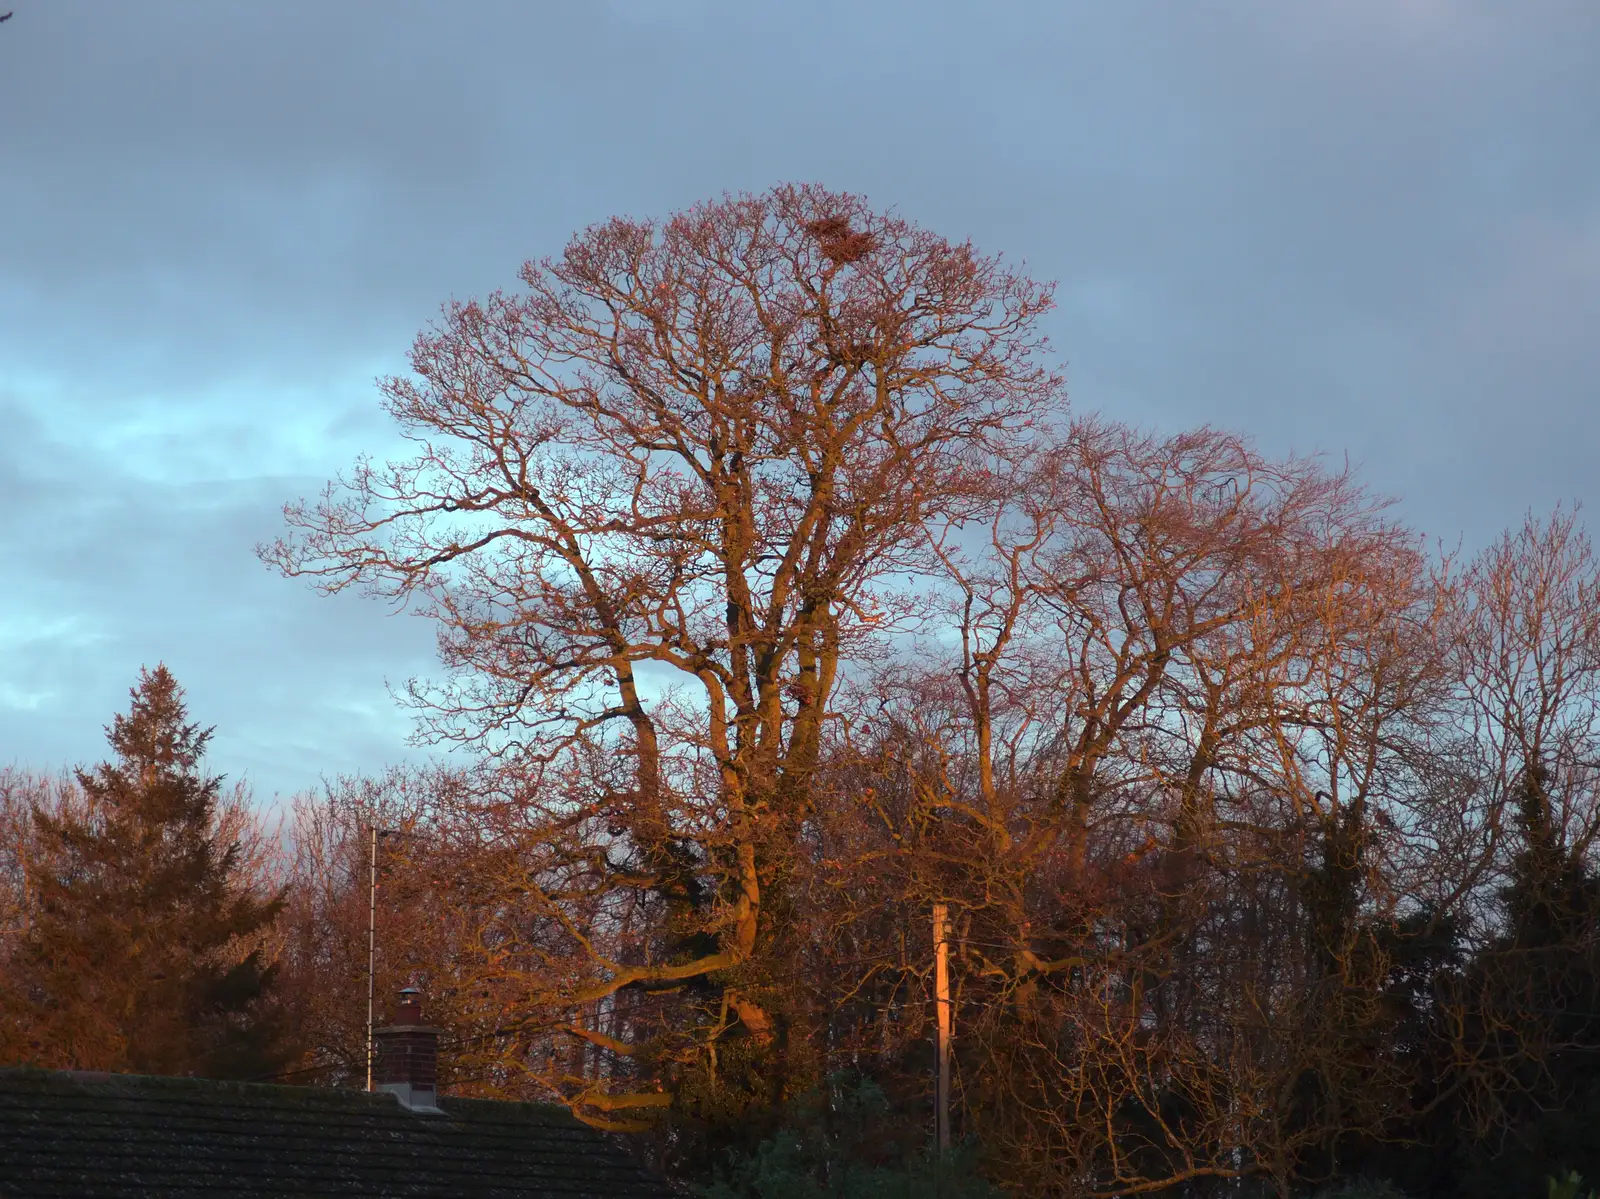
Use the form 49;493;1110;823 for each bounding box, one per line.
263;184;1061;1124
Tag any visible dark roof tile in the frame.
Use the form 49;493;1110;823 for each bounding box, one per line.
0;1067;674;1198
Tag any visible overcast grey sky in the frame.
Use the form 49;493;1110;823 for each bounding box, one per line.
1;1;1596;801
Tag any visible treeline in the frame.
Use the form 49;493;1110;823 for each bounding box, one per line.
4;185;1600;1198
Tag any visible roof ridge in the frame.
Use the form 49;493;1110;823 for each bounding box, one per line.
0;1065;577;1115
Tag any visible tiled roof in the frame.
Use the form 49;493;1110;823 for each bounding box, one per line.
0;1067;675;1198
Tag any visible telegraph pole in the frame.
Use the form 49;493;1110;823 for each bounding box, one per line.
366;824;378;1092
933;901;951;1156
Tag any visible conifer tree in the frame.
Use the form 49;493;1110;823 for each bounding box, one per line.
2;666;289;1078
1460;763;1600;1197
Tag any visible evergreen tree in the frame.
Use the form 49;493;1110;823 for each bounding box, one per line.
1457;764;1600;1199
1361;765;1600;1199
1;666;290;1078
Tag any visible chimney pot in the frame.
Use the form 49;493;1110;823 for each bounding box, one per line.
374;987;441;1113
395;986;423;1024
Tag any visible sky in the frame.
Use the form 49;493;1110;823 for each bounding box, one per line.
1;1;1596;803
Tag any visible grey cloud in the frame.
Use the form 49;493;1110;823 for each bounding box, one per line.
0;402;437;796
0;0;1596;796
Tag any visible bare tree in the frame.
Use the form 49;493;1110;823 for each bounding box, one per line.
263;184;1061;1125
1424;510;1600;1145
857;419;1446;1195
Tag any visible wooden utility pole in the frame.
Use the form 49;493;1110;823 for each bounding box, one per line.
933;901;951;1156
366;824;378;1092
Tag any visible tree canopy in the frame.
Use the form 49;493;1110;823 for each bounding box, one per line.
5;187;1600;1198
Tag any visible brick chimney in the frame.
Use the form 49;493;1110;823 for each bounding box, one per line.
374;987;442;1113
